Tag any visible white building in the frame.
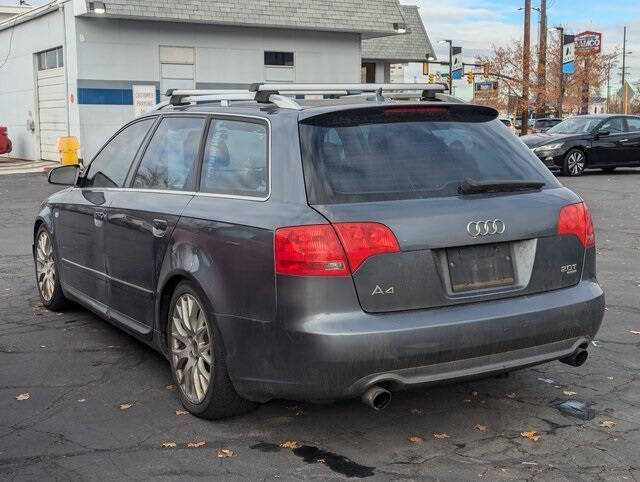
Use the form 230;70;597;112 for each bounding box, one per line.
0;0;434;162
0;5;33;22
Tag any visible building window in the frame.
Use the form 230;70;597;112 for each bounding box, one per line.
37;47;64;71
264;51;294;67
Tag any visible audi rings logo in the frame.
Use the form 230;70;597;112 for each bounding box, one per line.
466;219;506;237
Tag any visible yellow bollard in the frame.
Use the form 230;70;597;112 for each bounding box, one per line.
55;136;80;166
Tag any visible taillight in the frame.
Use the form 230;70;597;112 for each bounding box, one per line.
274;223;400;276
558;202;595;248
275;225;349;276
333;223;400;272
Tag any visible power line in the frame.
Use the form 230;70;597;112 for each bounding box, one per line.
0;19;17;71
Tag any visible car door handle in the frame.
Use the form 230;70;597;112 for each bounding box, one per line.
619;138;629;143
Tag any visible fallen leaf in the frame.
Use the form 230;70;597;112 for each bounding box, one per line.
15;393;30;401
463;399;472;403
506;392;517;399
408;435;424;444
473;424;486;432
161;442;176;448
175;409;188;416
165;384;176;390
433;433;449;439
563;391;577;396
472;391;479;397
217;449;234;458
607;376;614;380
36;302;44;308
315;458;325;464
500;468;508;474
280;441;298;449
521;431;540;442
187;441;205;448
630;331;640;335
119;402;133;410
77;399;86;403
410;408;423;415
599;420;616;429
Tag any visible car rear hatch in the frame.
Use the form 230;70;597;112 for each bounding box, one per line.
296;104;594;313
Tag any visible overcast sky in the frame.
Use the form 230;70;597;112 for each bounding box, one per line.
2;0;638;100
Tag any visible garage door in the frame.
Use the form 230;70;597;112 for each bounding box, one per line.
37;67;67;161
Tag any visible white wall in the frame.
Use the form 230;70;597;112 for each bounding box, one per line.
0;7;77;161
74;18;362;160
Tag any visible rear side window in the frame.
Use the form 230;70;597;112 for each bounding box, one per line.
299;106;558;204
200;119;268;198
133;117;205;191
85;119;154;188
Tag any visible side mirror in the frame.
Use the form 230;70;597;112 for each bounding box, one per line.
48;165;79;186
596;129;610;137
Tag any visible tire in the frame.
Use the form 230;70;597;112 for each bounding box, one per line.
34;226;68;311
562;148;586;176
167;280;256;419
601;167;616;172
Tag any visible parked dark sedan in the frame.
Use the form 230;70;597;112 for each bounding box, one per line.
521;114;640;176
34;84;604;419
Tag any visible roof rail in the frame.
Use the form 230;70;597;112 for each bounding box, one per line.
158;83;449;111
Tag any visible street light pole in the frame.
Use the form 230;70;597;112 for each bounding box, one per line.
522;0;531;135
536;0;547;117
439;39;453;93
622;26;627;114
549;26;564;117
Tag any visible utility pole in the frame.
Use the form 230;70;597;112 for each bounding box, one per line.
438;39;453;93
622;26;627;114
536;0;547;117
606;62;611;113
522;0;531;135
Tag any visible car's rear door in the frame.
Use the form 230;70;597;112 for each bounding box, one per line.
104;115;206;332
298;105;589;313
55;118;155;309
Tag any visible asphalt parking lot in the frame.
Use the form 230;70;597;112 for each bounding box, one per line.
1;170;639;481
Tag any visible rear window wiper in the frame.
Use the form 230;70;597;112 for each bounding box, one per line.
458;178;545;195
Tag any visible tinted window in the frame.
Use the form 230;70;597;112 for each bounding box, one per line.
627;118;640;132
200;119;268;198
133;117;205;191
548;117;602;134
299;106;558;204
600;117;625;134
85;119;154;188
264;51;294;66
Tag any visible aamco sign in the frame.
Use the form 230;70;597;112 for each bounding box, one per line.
575;31;602;53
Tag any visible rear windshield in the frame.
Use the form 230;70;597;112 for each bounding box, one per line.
299;105;557;204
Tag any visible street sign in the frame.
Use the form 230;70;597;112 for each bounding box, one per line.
452;47;462;79
474;81;498;91
575;31;602;53
617;81;636;100
563;35;575;74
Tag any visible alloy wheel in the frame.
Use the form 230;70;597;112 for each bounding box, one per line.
170;293;212;404
567;151;585;176
35;230;56;302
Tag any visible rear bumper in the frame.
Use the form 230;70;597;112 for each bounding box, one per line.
221;280;604;402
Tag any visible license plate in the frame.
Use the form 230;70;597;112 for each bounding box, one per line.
447;243;515;293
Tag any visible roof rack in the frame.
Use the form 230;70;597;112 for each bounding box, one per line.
158;83;449;111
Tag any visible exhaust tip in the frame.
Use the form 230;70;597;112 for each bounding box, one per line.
560;348;588;367
361;386;392;411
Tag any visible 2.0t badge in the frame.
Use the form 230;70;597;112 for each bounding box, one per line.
467;219;506;238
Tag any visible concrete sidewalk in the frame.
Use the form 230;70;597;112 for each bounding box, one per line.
0;157;58;176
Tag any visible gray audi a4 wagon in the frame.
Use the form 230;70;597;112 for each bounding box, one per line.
34;83;605;419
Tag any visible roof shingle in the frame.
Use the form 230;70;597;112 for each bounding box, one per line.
361;5;435;62
87;0;406;37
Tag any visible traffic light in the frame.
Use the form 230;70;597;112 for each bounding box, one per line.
483;64;489;79
423;62;429;76
467;71;474;84
429;74;435;84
